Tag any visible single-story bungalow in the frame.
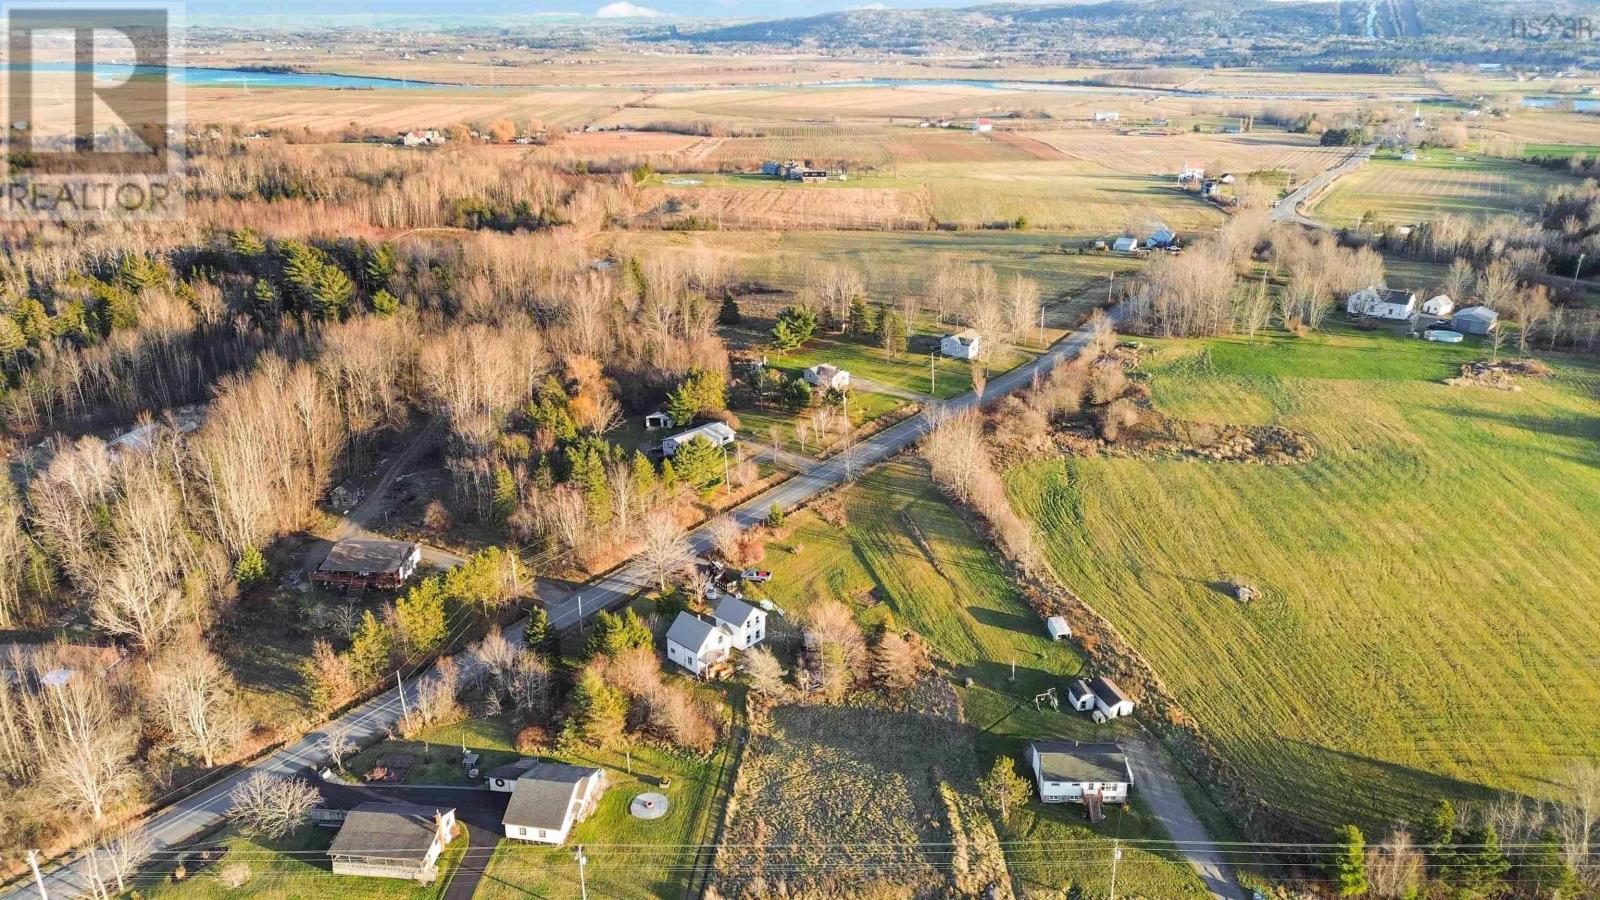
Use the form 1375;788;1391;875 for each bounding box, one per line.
1111;236;1139;253
941;329;982;360
502;761;607;845
1450;305;1499;335
802;363;851;391
1422;294;1455;317
313;539;422;590
1066;679;1095;712
1026;740;1133;806
328;802;456;881
1347;286;1418;321
1089;675;1136;720
713;595;768;650
1045;616;1072;641
665;611;734;677
661;422;736;457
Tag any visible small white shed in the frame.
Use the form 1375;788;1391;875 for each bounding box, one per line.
1066;679;1095;712
1112;236;1139;253
1045;616;1072;641
644;411;675;431
1089;676;1135;720
1422;294;1455;317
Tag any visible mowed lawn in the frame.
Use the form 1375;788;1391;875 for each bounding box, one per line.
1312;150;1566;227
1006;326;1600;831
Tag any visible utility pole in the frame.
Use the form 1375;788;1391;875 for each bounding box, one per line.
930;350;937;394
574;845;589;900
1108;840;1122;900
1573;252;1587;288
1108;272;1115;304
396;671;413;735
721;445;731;496
575;594;584;635
27;849;47;899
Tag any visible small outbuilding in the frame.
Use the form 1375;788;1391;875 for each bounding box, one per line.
661;422;736;457
1089;676;1135;720
713;595;768;650
644;411;675;431
1111;236;1139;253
941;329;983;360
328;802;456;882
1450;305;1499;335
313;539;422;590
1422;294;1455;317
502;761;607;845
1026;740;1133;807
665;612;734;677
973;118;993;132
1045;616;1072;641
1146;228;1177;249
1066;679;1095;712
802;364;851;391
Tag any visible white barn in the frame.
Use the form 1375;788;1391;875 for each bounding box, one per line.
1026;740;1133;805
1089;676;1135;720
941;330;982;360
1347;286;1418;321
661;422;736;457
500;761;606;845
713;595;768;650
665;612;733;677
1422;294;1455;316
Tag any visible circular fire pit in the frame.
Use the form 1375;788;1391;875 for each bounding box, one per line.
629;792;670;820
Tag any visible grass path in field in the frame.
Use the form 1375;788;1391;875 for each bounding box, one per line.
1006;326;1600;831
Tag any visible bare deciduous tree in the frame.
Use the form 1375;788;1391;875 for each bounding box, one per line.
742;646;788;699
42;673;138;821
637;512;694;592
146;639;244;768
227;772;321;839
707;515;741;564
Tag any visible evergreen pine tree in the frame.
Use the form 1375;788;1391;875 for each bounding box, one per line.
771;305;817;352
230;227;266;258
880;307;908;356
395;580;449;656
1452;823;1509;894
365;241;397;292
232;547;268;587
847;295;871;336
492;465;518;522
345;611;394;685
563;668;629;750
630;451;657;501
523;606;553;658
1521;828;1577;899
370;288;399;317
313;263;355;321
1326;825;1367;897
718;293;742;325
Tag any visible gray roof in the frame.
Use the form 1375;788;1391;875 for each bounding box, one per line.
1089;676;1131;707
1030;741;1131;784
1375;287;1415;304
485;757;542;781
1452;305;1498;322
713;595;761;629
1067;678;1093;701
503;762;602;831
666;612;724;653
328;802;448;864
318;539;418;575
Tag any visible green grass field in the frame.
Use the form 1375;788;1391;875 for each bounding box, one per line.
1312;150;1566;228
733;388;908;459
904;161;1228;233
1006;326;1600;832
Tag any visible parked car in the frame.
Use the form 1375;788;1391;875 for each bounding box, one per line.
741;569;773;583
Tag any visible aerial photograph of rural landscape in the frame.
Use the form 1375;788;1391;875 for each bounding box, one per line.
0;0;1597;897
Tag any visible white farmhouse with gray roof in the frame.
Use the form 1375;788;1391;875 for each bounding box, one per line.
1026;740;1133;805
665;611;734;676
712;595;768;650
501;760;606;845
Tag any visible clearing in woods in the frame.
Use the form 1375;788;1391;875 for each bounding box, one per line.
1309;149;1568;227
1005;326;1600;832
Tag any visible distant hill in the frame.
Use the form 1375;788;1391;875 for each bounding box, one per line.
632;0;1582;66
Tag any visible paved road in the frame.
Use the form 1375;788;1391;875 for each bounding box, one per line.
1271;143;1375;229
1126;738;1245;900
7;311;1117;900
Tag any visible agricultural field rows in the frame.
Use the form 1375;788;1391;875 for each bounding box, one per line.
1035;130;1357;181
1006;327;1600;832
1312;151;1567;227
